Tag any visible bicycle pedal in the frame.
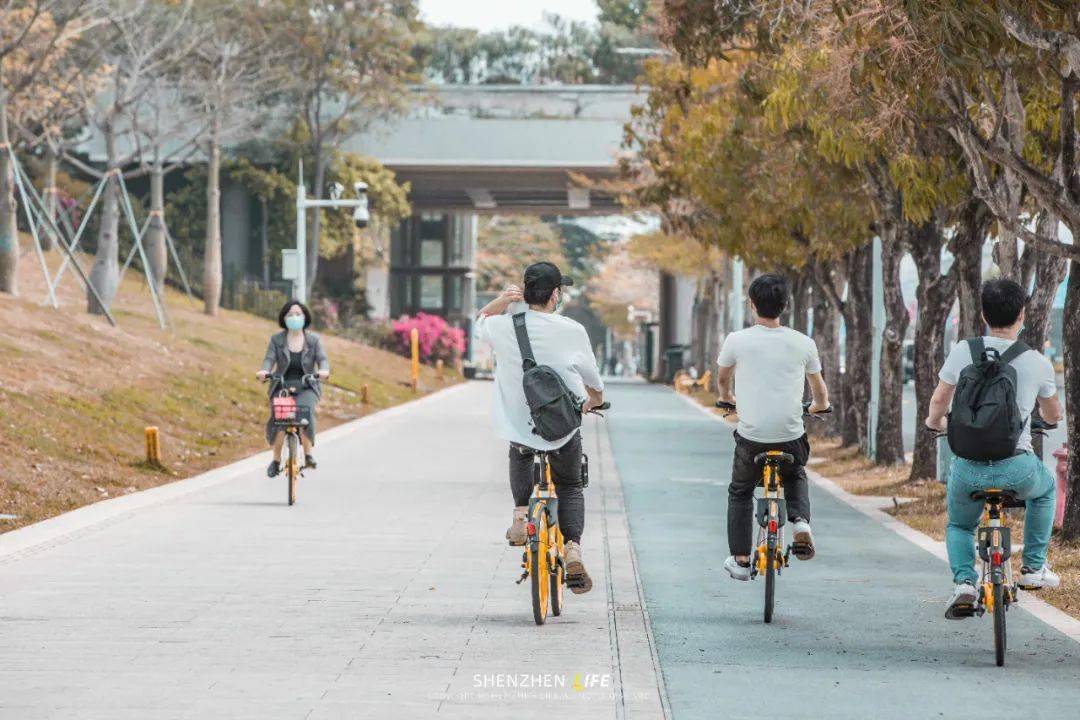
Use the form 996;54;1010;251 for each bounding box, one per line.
950;604;977;618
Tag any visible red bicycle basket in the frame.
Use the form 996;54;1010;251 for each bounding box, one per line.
272;395;298;421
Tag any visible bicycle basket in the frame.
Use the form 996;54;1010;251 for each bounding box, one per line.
271;395;312;427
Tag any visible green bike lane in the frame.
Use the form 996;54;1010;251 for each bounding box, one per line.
604;382;1080;720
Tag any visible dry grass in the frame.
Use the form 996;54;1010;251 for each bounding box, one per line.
683;388;1080;620
1;240;456;532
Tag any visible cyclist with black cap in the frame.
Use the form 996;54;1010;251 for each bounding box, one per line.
475;261;605;594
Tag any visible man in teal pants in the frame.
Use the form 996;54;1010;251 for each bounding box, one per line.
925;279;1062;618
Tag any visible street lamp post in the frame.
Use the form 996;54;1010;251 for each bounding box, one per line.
292;161;369;303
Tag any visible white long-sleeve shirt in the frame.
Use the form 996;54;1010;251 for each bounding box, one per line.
476;309;604;450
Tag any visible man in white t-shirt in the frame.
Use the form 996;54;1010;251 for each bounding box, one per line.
475;262;604;594
716;274;831;581
926;279;1062;618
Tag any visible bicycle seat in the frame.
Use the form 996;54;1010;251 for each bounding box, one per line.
754;451;795;467
970;489;1019;503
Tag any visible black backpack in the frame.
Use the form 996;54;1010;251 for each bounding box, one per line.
947;338;1030;461
512;313;581;442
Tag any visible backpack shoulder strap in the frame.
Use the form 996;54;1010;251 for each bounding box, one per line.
512;313;537;370
967;337;985;364
999;340;1032;366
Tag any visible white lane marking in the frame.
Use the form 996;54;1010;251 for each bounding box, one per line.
670;477;728;487
672;388;1080;644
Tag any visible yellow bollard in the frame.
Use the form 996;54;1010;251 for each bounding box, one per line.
410;327;420;393
144;426;161;466
361;383;369;404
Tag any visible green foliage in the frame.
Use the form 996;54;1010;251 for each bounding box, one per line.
476;216;568;292
414;4;654;85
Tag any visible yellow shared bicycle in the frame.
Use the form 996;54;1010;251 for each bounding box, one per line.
516;401;610;625
716;400;831;623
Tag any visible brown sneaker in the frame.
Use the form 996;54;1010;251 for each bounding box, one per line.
505;506;528;546
564;541;593;594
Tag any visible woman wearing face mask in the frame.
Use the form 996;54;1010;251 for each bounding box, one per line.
256;300;330;477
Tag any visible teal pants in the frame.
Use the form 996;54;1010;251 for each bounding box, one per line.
945;453;1055;585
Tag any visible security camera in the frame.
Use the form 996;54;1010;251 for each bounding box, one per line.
353;195;370;229
352;182;369;228
328;182;344;201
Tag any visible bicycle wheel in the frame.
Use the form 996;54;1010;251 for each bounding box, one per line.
550;525;564;617
993;581;1006;667
530;508;550;625
764;537;776;624
286;432;298;506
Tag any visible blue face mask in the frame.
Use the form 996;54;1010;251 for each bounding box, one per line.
285;315;305;331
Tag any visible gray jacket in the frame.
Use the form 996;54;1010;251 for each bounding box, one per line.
261;330;330;398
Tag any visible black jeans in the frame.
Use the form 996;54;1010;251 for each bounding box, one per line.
509;432;584;544
728;431;811;557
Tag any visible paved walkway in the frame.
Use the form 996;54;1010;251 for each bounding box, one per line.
0;382;664;719
606;382;1080;720
6;379;1079;719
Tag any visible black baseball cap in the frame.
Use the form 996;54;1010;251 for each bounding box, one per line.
523;261;573;294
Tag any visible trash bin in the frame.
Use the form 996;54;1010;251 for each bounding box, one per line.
664;345;688;383
1053;444;1068;529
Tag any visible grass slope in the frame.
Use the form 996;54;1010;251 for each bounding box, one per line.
0;243;454;532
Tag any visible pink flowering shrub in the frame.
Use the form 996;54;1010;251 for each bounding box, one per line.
391;312;466;364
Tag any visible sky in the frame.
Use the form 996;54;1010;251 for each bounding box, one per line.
419;0;599;31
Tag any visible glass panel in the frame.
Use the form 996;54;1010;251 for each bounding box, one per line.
420;239;444;267
391;219;410;267
448;275;463;311
419;213;446;240
420;275;444;310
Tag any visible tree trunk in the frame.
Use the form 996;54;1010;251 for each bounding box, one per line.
260;198;270;290
842;245;873;450
954;197;990;340
145;163;168;295
708;270;725;370
88;126;119;314
1020;214;1067;353
0;96;18;296
875;229;910;465
41;142;58;252
810;271;841;438
790;268;811;335
1020;212;1068;459
909;221;956;482
691;278;710;374
203;124;222;316
1058;261;1080;541
308;149;327;294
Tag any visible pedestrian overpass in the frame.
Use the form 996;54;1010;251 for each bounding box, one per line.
348;85;638;214
343;85;643;323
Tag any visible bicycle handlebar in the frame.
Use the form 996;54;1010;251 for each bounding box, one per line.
714;399;832;419
580;400;612;416
262;373;319;391
801;401;833;416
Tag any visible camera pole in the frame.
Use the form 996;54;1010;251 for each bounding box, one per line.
293;161;369;304
295;160;307;303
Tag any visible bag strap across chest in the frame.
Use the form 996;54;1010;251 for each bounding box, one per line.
967;337;1030;367
512;312;537;370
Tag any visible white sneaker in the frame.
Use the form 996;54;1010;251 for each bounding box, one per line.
723;556;752;581
945;582;978;620
790;518;815;560
1019;564;1061;589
